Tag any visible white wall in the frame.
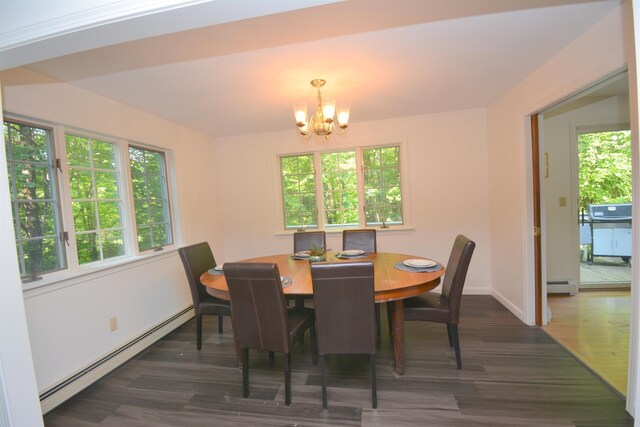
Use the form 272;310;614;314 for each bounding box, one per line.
213;108;493;294
0;79;44;427
544;94;630;284
486;2;631;323
0;67;221;396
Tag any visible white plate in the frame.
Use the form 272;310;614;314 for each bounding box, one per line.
341;249;365;256
214;264;224;271
294;251;310;258
403;259;436;268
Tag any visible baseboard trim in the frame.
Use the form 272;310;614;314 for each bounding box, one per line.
39;306;195;415
491;288;526;323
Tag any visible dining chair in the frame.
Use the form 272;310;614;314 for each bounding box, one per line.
178;242;232;350
223;262;317;406
403;234;476;369
311;261;377;409
293;230;326;253
342;229;377;253
342;229;382;338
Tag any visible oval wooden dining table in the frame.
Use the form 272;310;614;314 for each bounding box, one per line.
200;251;445;375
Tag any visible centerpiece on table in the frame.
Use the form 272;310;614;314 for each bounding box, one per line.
308;244;326;262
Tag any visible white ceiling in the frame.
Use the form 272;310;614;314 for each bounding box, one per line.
0;0;624;139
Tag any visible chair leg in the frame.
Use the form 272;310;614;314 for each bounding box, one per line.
242;348;250;397
218;314;223;334
375;304;381;339
446;323;454;347
386;303;393;335
268;351;275;363
449;323;462;369
284;352;292;406
310;323;318;366
370;354;377;409
320;355;328;409
196;314;202;350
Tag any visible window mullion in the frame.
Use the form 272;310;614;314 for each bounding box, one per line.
355;147;365;226
55;126;80;270
314;153;326;229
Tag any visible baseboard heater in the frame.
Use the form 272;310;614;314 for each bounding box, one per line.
39;306;195;415
547;280;577;295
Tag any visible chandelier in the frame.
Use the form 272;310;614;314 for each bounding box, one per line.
293;79;349;140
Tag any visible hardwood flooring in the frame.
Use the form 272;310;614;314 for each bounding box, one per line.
44;296;633;426
543;291;630;396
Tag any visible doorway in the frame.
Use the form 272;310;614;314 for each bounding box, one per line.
539;70;631;396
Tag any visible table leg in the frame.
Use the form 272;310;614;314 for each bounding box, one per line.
391;300;405;375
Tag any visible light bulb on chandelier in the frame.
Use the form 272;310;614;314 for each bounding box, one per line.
293;79;349;140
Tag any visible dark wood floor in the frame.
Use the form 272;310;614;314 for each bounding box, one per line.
44;296;633;426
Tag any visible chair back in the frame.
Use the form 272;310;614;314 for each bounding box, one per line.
441;235;476;322
178;242;216;313
294;231;326;253
223;262;290;352
342;229;377;253
311;261;375;355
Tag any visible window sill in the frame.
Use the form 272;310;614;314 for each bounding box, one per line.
22;247;178;297
275;225;415;237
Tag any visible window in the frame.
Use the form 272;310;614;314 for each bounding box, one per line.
363;146;403;226
321;151;358;227
129;146;173;251
4;120;66;280
279;144;404;230
66;134;125;264
3;116;177;285
280;154;317;229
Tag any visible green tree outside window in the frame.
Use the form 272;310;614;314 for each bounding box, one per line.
4;120;66;280
66;134;125;263
129;146;173;251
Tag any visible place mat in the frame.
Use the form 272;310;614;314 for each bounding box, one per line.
394;262;443;273
336;253;368;259
207;268;224;275
281;276;292;288
290;255;310;260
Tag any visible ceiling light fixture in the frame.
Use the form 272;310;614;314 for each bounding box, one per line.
293;79;349;140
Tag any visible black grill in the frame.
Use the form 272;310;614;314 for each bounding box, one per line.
584;203;632;265
588;203;632;222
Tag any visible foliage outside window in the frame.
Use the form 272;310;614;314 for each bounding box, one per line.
129;146;173;251
280;144;404;230
66;134;125;264
363;146;403;226
321;151;358;227
4;120;66;279
578;130;632;211
280;154;318;229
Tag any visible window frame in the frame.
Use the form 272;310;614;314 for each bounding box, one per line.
128;144;175;252
4;118;68;280
3;113;179;289
275;142;410;233
64;132;128;265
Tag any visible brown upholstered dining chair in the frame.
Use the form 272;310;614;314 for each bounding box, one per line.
293;230;326;253
342;229;377;253
311;261;377;409
403;234;476;369
223;262;317;406
342;229;382;338
178;242;231;350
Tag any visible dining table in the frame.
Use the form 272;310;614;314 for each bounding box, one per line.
200;251;445;375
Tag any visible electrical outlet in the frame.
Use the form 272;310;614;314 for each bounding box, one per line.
109;317;118;332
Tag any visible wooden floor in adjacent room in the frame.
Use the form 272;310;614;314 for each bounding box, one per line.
44;296;633;426
543;290;630;397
